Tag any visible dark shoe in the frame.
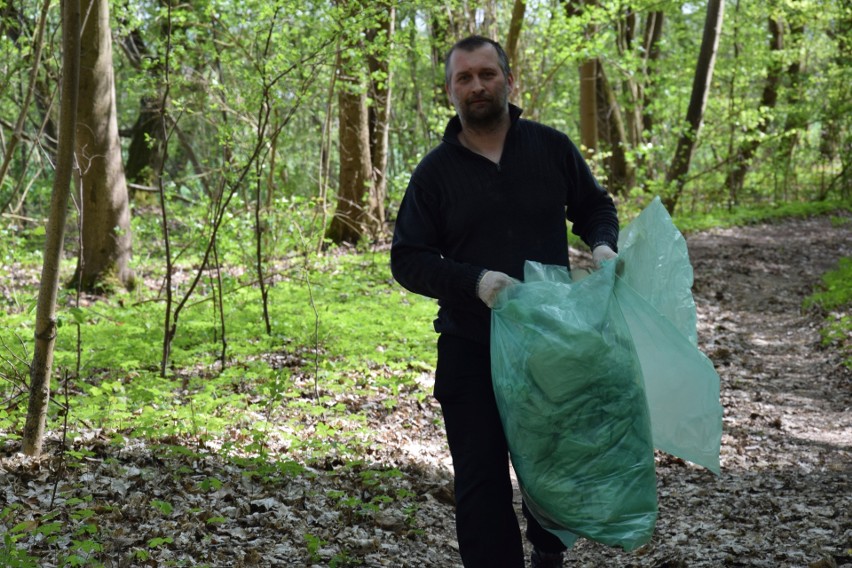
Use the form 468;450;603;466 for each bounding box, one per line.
531;547;564;568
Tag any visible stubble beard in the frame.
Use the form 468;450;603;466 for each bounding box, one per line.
459;89;509;131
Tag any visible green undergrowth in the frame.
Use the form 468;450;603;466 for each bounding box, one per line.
0;249;438;462
804;256;852;368
568;195;850;248
2;197;849;453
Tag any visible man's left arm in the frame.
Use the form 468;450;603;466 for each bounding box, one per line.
563;141;620;254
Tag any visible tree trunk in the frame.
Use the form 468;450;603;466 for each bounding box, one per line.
596;62;634;194
505;0;526;101
429;10;452;108
725;16;784;199
125;95;164;189
579;58;599;157
819;10;850;199
73;0;134;292
326;2;386;245
479;0;500;38
570;0;599;158
366;3;395;230
618;8;643;148
23;0;81;457
777;21;805;195
327;83;381;244
664;0;725;213
120;28;165;191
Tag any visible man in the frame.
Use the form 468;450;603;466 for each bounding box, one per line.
390;35;619;568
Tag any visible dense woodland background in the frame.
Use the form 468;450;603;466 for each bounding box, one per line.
1;0;849;254
0;0;849;565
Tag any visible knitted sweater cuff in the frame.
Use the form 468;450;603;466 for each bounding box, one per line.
470;268;488;298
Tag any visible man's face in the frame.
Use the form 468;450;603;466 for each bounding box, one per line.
446;44;513;128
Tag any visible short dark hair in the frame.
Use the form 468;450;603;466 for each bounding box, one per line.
445;35;511;85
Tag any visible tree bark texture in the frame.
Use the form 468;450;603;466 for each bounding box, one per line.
505;0;526;101
664;0;725;213
23;0;81;457
617;9;642;149
571;0;600;158
124;95;165;188
328;83;381;244
74;0;134;292
777;22;805;188
366;3;395;227
430;12;451;107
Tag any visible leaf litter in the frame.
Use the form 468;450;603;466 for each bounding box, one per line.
1;213;850;567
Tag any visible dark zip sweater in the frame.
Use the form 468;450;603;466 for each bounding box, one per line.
391;105;619;345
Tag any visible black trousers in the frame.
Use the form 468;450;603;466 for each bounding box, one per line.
434;333;566;568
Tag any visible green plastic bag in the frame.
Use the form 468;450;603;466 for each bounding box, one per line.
616;198;722;473
491;260;658;551
490;197;722;550
617;197;698;345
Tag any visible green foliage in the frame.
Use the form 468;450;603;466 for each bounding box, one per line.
304;533;325;563
0;206;440;559
150;499;174;515
0;208;437;452
804;255;852;367
147;536;173;548
805;256;852;312
0;506;41;568
2;0;849;225
0;499;105;567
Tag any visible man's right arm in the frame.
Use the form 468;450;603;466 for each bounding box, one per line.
390;178;484;305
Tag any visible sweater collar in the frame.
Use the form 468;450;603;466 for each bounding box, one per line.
444;104;523;146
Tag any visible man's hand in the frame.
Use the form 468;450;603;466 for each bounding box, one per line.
477;270;515;308
592;244;618;269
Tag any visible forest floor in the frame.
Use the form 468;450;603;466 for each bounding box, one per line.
2;213;850;567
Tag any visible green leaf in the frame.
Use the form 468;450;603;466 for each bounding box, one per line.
150;500;173;515
148;536;173;548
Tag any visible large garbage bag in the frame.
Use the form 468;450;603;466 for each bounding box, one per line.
490;197;722;550
491;260;658;551
616;198;722;473
617;198;698;345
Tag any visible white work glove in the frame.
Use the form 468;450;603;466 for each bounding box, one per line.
592;244;618;269
477;270;515;308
